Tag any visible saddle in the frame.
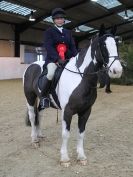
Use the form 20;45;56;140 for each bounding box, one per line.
38;65;63;92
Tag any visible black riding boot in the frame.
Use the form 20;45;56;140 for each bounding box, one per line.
39;78;51;110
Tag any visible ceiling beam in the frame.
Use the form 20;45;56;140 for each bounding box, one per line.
18;0;88;33
119;29;133;36
66;4;133;30
76;19;133;42
123;35;133;41
0;19;16;25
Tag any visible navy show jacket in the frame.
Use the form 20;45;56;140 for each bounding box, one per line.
44;26;78;65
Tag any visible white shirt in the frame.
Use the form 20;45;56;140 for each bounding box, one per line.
55;25;63;33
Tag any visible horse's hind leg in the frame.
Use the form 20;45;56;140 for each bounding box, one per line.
77;108;91;165
27;104;45;146
26;92;40;145
60;107;73;167
27;102;39;144
36;110;45;140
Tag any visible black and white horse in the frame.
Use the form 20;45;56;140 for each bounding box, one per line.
23;25;123;167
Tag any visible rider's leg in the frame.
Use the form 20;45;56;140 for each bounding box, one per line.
40;63;57;109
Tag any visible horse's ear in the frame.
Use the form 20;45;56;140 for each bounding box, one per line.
111;25;117;35
99;24;106;36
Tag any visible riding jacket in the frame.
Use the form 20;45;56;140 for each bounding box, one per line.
43;26;78;65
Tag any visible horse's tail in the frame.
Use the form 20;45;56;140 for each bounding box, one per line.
25;101;39;127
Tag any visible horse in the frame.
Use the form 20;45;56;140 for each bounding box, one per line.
23;25;123;167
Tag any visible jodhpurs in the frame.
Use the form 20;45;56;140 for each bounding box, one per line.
46;63;57;80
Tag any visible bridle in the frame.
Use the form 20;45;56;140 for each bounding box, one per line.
62;34;120;77
97;34;120;71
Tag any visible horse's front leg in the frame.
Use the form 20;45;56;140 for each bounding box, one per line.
77;108;91;165
60;107;72;167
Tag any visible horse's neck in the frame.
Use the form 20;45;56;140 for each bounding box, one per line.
65;40;99;86
66;44;93;73
78;41;99;87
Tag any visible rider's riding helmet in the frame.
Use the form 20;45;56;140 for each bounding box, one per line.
51;8;66;19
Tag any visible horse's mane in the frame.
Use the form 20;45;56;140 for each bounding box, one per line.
76;40;91;68
76;34;98;68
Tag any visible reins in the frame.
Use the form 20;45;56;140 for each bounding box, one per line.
63;64;107;76
60;34;120;77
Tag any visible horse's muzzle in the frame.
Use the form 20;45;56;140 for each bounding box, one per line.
108;58;123;78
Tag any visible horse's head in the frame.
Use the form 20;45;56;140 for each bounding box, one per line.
95;24;123;78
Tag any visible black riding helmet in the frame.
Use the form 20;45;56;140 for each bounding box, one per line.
51;8;66;19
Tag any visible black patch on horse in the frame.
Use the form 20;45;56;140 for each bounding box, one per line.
91;36;99;60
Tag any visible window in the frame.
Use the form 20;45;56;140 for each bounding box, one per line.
0;0;36;16
96;0;121;9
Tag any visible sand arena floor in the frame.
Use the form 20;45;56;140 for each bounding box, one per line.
0;79;133;177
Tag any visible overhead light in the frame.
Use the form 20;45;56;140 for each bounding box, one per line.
91;0;98;2
29;11;35;21
124;10;129;20
75;27;80;32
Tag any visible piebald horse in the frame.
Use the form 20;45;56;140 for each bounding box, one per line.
23;25;123;167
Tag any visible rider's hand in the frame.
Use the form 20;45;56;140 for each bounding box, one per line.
58;59;65;66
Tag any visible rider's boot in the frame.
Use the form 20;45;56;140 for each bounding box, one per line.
39;78;51;110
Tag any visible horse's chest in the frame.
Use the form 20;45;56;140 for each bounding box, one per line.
57;69;82;108
67;83;97;112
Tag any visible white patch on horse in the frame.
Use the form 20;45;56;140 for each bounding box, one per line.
105;37;118;57
77;132;86;160
79;46;92;71
93;57;97;65
61;119;70;162
23;66;29;86
27;103;38;142
57;47;92;109
106;37;123;78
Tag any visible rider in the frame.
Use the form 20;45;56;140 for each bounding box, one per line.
40;7;78;109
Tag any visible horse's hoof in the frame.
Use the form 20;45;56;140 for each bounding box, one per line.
60;161;71;167
32;142;40;148
105;90;112;94
38;135;46;141
77;159;87;166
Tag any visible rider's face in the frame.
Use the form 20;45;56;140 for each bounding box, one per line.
54;17;65;27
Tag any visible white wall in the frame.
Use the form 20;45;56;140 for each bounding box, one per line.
0;57;29;80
